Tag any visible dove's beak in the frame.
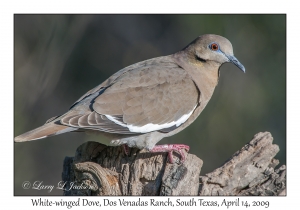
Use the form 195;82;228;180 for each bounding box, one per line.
227;55;245;73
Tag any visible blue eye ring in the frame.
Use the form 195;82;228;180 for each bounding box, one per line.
209;43;219;51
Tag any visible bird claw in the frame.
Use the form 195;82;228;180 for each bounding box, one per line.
122;144;130;156
150;144;189;164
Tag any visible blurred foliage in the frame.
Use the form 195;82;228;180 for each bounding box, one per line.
14;15;286;195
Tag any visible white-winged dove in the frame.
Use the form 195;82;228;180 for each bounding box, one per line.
15;34;245;163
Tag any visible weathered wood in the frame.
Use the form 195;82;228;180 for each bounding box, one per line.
62;132;286;196
199;132;286;196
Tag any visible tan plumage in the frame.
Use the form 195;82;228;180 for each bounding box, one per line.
15;34;245;162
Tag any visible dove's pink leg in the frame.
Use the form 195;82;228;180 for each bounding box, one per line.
149;144;190;163
122;144;130;156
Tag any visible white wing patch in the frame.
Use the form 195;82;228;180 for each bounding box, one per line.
105;105;196;133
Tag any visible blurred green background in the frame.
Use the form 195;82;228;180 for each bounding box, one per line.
14;15;286;195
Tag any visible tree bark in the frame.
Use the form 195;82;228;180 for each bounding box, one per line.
62;132;286;196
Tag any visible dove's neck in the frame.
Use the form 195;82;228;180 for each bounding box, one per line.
172;51;220;104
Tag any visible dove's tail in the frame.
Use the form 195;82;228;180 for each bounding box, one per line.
14;122;77;142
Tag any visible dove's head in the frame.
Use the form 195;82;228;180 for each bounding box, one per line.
184;34;245;72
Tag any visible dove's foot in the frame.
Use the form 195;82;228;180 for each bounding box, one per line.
122;144;130;156
150;144;190;164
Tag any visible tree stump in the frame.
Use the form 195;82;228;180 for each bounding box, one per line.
62;132;286;196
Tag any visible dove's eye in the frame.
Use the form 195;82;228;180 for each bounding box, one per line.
209;43;219;51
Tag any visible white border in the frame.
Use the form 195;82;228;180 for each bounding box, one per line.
2;0;298;209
